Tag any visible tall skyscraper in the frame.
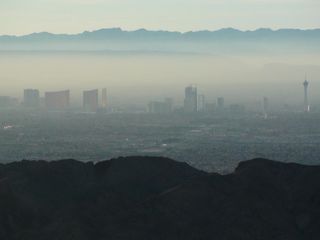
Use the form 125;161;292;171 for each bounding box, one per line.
184;85;197;113
83;89;99;112
23;89;40;108
102;88;107;109
303;78;310;112
45;90;70;110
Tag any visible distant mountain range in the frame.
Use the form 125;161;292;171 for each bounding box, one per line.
1;156;320;239
1;28;320;41
1;28;319;53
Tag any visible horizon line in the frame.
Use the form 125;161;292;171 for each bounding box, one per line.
1;27;320;37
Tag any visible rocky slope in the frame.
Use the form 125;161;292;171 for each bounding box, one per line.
0;156;319;240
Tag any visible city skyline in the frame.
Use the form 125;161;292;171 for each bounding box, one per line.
0;79;314;114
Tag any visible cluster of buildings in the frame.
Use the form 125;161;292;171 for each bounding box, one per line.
148;79;310;116
19;88;107;112
181;85;226;113
182;85;243;114
22;89;71;110
0;77;312;115
148;85;261;115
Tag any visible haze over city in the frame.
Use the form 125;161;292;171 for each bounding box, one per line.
1;29;320;107
1;1;320;239
1;0;320;164
1;0;320;107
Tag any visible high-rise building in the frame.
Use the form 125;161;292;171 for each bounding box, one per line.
184;85;197;113
45;90;70;110
101;88;107;109
23;89;40;108
303;79;310;112
83;89;99;112
217;97;225;111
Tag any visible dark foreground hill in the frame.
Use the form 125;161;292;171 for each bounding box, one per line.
0;156;320;240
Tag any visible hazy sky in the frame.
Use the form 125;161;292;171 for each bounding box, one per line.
1;0;320;35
